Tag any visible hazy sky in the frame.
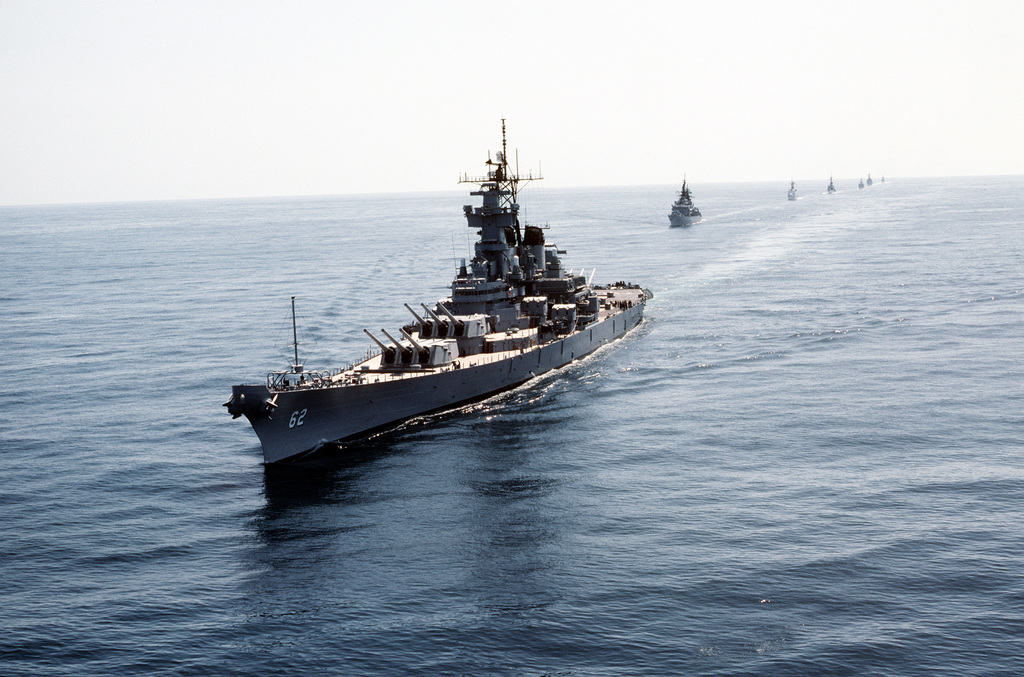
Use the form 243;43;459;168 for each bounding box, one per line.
1;1;1021;205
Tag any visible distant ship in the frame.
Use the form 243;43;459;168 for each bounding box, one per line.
668;179;703;227
225;122;651;464
859;178;865;189
866;174;873;186
827;176;836;193
788;180;798;201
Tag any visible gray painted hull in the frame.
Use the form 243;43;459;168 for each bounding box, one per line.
669;213;702;227
235;302;645;463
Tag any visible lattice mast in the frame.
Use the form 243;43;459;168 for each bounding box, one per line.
459;119;542;214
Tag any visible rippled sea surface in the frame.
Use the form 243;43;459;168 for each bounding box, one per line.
2;176;1023;675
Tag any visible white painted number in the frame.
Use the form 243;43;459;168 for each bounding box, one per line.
289;408;308;428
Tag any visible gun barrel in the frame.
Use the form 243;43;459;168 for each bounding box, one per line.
420;303;443;322
436;303;465;328
404;303;426;326
380;328;407;352
363;328;390;353
400;328;425;352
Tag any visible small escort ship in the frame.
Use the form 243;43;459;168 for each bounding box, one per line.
668;178;703;227
225;122;651;463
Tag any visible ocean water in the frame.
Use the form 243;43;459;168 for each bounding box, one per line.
1;176;1023;675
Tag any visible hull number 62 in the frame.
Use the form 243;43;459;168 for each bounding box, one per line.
289;409;308;428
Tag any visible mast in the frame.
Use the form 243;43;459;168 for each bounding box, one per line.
291;296;300;372
501;120;509;196
459;119;542;211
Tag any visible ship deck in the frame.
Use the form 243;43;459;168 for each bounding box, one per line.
327;286;646;387
333;326;539;386
594;286;646;321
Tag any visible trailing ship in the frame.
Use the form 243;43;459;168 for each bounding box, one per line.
668;178;703;226
224;122;651;463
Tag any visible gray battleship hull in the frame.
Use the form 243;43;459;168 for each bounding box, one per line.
669;212;702;227
235;301;645;463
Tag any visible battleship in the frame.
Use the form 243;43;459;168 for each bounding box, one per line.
668;179;702;226
224;122;651;463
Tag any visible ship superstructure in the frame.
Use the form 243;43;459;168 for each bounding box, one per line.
225;122;650;463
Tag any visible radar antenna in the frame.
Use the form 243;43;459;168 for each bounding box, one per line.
459;119;542;209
